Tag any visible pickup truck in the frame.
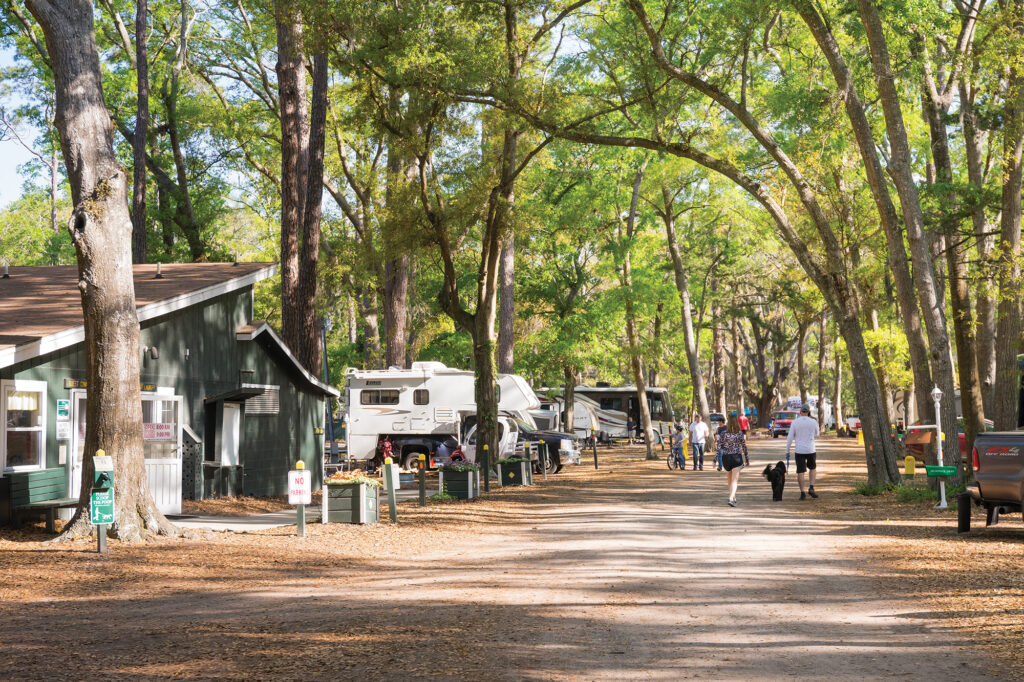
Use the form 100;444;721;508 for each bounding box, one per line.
960;433;1024;533
463;415;580;474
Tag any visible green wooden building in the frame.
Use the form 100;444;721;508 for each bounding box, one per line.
0;263;337;525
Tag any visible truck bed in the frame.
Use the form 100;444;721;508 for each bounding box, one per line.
971;432;1024;506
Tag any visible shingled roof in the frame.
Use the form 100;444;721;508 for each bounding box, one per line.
0;262;276;369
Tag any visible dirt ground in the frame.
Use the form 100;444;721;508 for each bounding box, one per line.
0;437;1020;680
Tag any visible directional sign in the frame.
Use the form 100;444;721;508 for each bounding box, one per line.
925;465;957;478
90;489;115;524
288;470;312;505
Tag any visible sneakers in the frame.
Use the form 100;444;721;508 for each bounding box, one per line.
728;498;737;507
809;487;819;499
800;492;807;501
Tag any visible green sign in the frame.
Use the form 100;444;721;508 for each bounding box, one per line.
925;465;957;478
90;489;115;524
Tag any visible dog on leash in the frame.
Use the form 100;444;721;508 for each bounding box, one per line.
762;461;786;501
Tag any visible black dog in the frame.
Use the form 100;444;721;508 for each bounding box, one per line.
762;461;787;501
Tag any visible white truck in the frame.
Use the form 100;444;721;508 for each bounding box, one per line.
344;361;541;469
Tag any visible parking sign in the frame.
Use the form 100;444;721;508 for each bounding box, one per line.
288;470;312;505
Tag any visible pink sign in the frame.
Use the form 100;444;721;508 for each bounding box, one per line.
143;423;174;440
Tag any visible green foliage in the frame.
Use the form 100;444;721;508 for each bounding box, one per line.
853;481;895;496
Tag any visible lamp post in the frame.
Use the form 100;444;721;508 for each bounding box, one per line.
931;385;947;510
321;316;338;463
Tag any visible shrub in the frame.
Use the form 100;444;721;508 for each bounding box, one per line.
894;485;938;503
853;481;893;496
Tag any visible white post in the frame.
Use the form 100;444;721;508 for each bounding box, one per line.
933;388;947;510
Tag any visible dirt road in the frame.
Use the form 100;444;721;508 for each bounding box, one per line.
0;437;999;680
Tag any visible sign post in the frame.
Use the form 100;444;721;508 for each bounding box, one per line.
288;462;312;538
90;450;115;554
418;454;427;506
539;442;547;480
591;427;599;469
383;457;398;522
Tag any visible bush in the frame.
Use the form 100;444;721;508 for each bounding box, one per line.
854;481;893;496
894;485;938;503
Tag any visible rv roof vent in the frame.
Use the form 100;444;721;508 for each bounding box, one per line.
411;361;447;371
596;381;610;387
388;365;402;370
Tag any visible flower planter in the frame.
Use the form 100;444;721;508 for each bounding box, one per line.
439;469;480;499
324;482;379;524
498;460;532;486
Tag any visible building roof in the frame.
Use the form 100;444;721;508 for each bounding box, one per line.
0;262;276;369
235;322;339;397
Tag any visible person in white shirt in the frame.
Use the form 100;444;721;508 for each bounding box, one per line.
785;404;820;500
689;414;710;471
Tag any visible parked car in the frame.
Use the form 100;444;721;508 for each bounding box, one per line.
905;417;994;460
844;415;861;436
464;415;580;474
771;411;799;438
960;431;1024;532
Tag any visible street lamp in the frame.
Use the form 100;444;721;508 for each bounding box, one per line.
931;385;947;509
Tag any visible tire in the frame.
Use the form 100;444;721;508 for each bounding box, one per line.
773;432;779;439
402;452;422;471
542;445;560;474
957;493;972;533
667;452;679;470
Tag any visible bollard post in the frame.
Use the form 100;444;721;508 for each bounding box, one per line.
482;444;490;493
591;427;599;469
97;525;107;554
904;455;916;481
384;457;398;522
418;454;427;506
540;442;547;480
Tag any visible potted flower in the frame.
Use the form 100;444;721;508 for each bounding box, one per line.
498;456;532;486
324;470;382;524
438;461;480;499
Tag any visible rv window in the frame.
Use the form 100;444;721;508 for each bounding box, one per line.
413;389;429;405
599;398;622;411
360;389;400;405
650;397;666;420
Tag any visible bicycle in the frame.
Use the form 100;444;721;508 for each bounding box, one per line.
667;448;685;470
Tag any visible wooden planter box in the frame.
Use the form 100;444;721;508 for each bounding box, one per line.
439;469;479;499
324;482;379;524
499;460;532;486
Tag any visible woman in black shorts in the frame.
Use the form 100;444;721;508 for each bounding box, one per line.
719;413;750;506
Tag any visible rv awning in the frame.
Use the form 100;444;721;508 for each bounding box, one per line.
204;386;266;404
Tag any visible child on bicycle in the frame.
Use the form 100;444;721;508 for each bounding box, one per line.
670;424;686;468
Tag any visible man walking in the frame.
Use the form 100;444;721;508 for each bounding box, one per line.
689;413;710;471
785;403;820;500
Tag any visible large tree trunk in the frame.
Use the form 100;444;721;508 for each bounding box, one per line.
274;1;307;354
361;287;382;369
994;68;1024;429
856;0;960;476
662;189;711;423
497;233;515;373
295;51;328;374
797;3;934;424
383;253;409;368
383;120;412;369
131;0;147;263
27;0;174;541
833;349;844;432
796;319;809;406
816;312;826;429
622;166;656;459
732;316;746;415
711;279;726;413
347;290;358;344
563;367;576;435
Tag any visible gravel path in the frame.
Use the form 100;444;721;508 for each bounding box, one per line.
0;437;997;680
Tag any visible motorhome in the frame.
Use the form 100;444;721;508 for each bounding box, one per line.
574;385;675;443
345;362;540;468
533;394;605;440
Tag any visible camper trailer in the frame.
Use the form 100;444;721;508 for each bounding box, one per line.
533;394;605;440
345;362;540;469
574;385;675;443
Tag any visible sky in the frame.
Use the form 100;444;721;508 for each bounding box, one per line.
0;46;38;209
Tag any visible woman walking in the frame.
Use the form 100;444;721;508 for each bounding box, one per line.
719;413;750;506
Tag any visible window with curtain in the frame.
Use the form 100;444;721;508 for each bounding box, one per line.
2;380;47;472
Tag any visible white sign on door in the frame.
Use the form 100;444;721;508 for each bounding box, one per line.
288;470;312;505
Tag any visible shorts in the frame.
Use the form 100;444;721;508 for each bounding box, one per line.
795;453;817;473
722;452;744;471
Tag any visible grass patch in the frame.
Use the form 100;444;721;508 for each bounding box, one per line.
894;485;938;503
854;481;895;496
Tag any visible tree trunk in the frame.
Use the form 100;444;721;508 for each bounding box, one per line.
295;51;328;374
833;349;843;433
50;145;59;237
131;0;147;264
662;189;711;423
796;319;809;406
497;233;515;373
649;302;662;387
994;66;1024;430
347;290;357;344
816;313;826;429
361;287;381;369
732;317;746;415
274;1;307;354
383;254;409;368
27;0;174;541
711;280;726;414
563;368;577;434
856;0;960;475
622;166;656;459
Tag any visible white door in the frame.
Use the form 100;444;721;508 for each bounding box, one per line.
69;391;87;499
221;403;240;466
143;396;183;515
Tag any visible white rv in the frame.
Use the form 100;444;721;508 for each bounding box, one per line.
532;394;603;440
574;385;675;443
345;362;540;469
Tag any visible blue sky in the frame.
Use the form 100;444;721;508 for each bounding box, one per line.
0;46;38;209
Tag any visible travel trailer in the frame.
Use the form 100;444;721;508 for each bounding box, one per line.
533;394;605;440
574;385;675;443
345;362;540;468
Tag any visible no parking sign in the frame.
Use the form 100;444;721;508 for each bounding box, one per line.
288;468;312;505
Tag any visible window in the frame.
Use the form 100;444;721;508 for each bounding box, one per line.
2;379;47;473
247;386;280;415
649;397;666;420
360;389;399;405
600;397;622;411
413;389;429;405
